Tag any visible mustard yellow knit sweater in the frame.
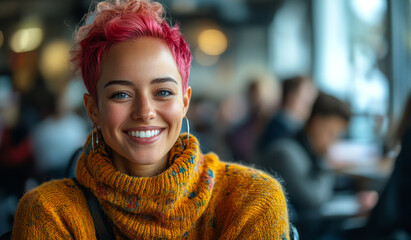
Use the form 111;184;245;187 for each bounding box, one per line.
12;134;289;239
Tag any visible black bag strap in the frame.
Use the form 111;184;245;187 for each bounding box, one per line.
65;147;83;178
72;178;115;240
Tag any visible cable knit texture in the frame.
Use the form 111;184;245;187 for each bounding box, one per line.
12;133;289;239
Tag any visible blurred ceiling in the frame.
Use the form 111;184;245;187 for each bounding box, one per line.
0;0;285;28
165;0;285;25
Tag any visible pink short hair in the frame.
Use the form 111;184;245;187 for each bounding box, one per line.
71;0;192;100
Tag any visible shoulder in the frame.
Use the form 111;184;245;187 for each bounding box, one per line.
203;153;283;189
202;153;287;203
25;178;82;197
12;179;95;239
210;162;290;238
270;138;300;150
17;179;86;215
268;138;306;158
197;154;290;238
262;139;309;173
215;160;286;201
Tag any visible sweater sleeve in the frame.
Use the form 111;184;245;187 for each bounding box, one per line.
11;180;95;240
219;173;290;240
238;184;290;240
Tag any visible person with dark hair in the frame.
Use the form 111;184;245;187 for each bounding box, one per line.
227;75;280;164
261;92;351;239
259;76;318;152
356;93;411;240
9;0;290;239
386;93;411;154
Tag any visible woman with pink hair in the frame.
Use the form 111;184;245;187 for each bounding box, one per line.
10;1;290;239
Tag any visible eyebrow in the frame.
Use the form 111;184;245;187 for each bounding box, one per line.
103;80;133;88
103;77;178;88
151;77;179;85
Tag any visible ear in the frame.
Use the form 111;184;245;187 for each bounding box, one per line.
182;87;192;117
84;93;100;125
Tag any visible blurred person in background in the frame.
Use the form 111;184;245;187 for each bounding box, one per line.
384;92;411;160
358;93;411;240
30;82;88;182
259;76;318;153
0;74;34;235
0;78;34;198
227;74;280;164
185;95;219;154
185;95;236;162
10;0;290;239
261;92;351;239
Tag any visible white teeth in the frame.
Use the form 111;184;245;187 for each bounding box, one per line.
128;129;160;138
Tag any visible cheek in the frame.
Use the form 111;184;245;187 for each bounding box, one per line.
315;129;330;150
322;130;338;151
161;100;184;128
100;102;128;128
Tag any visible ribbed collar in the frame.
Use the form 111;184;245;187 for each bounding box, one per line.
76;133;215;239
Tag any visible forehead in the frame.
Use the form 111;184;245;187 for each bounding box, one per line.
317;115;348;129
99;37;180;82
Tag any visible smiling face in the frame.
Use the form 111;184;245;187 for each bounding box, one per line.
84;37;191;177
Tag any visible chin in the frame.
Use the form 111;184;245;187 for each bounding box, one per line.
134;158;161;165
129;152;164;165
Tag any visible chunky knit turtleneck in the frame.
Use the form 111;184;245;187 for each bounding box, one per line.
12;134;289;239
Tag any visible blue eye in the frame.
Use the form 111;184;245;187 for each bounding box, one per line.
157;90;173;97
110;92;130;99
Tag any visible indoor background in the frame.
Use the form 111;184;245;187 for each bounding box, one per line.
0;0;410;237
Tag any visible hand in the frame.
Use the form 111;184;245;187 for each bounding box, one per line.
356;190;379;213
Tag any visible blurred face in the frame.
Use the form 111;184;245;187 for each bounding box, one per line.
290;81;318;121
307;115;348;156
84;37;191;176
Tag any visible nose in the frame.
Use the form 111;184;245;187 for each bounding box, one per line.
132;94;156;121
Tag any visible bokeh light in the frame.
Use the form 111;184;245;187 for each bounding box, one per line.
10;27;43;53
40;40;71;82
198;29;228;56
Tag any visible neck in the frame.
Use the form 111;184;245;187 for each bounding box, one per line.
112;154;169;177
281;108;302;124
303;127;322;157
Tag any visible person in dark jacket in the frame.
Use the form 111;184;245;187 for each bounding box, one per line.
259;76;317;152
262;92;351;239
360;94;411;239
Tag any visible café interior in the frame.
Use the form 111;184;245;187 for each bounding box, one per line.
0;0;410;239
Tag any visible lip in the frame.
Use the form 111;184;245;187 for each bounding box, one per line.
123;126;164;145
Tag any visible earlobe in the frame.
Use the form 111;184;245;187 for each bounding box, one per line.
84;94;99;124
183;87;192;116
